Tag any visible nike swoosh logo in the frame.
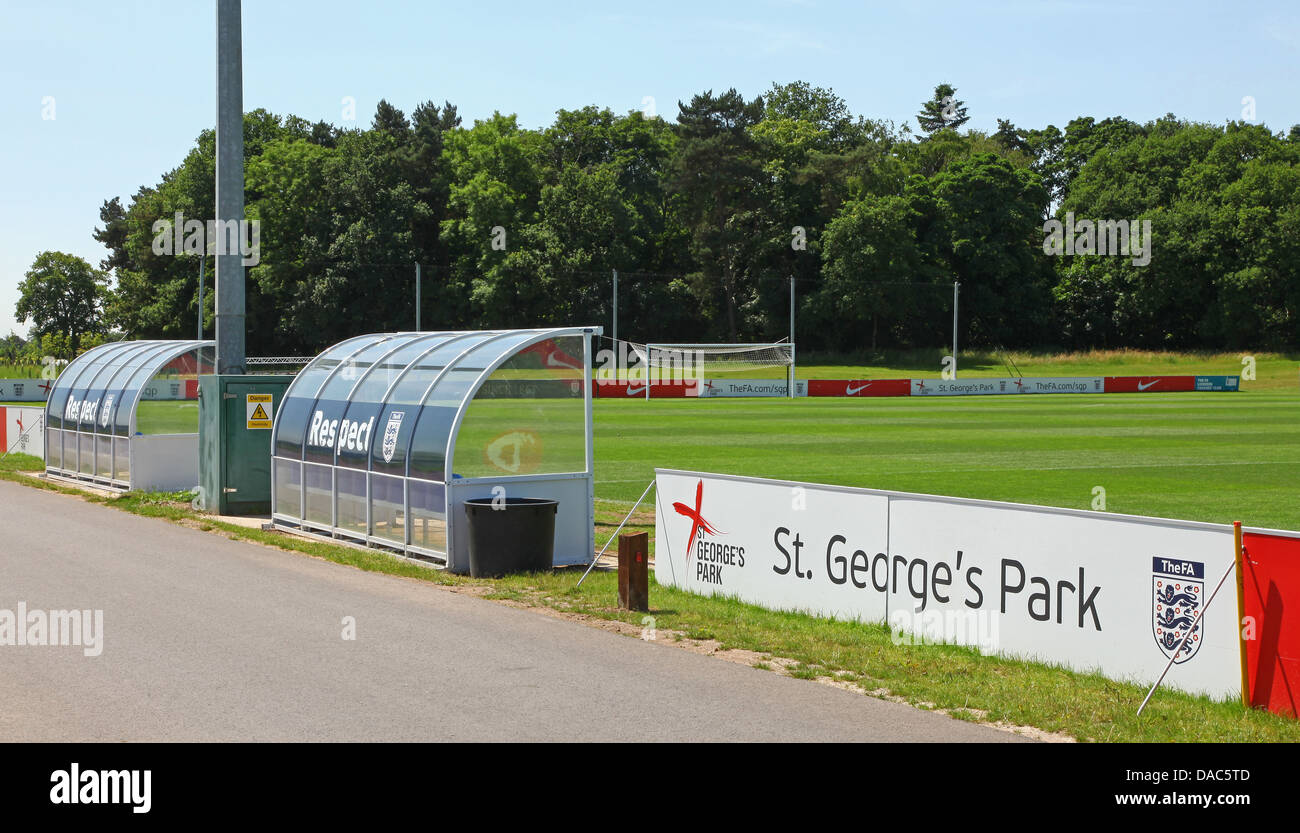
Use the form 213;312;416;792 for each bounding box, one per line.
1137;379;1160;391
845;382;872;395
627;387;647;396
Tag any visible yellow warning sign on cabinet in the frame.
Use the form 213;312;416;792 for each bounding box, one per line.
246;393;273;429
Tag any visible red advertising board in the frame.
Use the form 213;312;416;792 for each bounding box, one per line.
593;381;698;398
1103;376;1196;393
807;379;912;397
1241;530;1300;717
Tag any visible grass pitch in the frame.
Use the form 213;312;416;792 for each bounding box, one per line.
134;399;200;435
594;354;1299;533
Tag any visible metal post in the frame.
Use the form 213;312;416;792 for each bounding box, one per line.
197;257;205;341
952;280;959;379
584;329;596;565
612;269;618;343
1234;522;1251;708
789;275;796;399
215;0;245;374
577;479;655;587
415;263;421;331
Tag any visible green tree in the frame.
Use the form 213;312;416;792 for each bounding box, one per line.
244;136;337;350
916;83;969;136
671;89;766;340
1056;118;1300;349
994;119;1031;155
102;109;324;347
900;127;1031;178
0;333;26;363
929;154;1053;346
15;252;111;358
819;195;925;350
441;112;547;327
92;197;131;272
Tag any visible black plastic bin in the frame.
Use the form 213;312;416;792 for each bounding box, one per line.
463;497;559;577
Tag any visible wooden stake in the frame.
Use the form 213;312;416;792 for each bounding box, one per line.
618;531;649;612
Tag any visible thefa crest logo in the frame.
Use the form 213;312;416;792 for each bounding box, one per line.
381;411;404;463
1152;557;1204;663
100;394;114;427
672;479;721;562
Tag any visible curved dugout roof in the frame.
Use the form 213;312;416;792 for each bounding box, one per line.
44;339;215;488
270;328;596;561
272;328;592;481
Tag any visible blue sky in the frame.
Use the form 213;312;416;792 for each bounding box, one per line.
1;0;1296;337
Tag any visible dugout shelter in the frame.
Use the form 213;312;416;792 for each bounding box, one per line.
269;328;599;572
44;339;215;491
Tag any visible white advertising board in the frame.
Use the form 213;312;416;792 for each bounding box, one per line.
655;469;1241;699
910;377;1105;396
697;379;807;398
655;470;890;623
1;406;45;459
0;379;50;402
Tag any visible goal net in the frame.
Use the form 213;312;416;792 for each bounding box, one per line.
627;342;797;398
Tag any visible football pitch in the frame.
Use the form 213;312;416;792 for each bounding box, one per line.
593;389;1300;532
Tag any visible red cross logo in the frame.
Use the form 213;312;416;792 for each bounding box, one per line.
672;479;721;561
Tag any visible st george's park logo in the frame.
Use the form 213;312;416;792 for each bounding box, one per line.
672;479;743;585
1152;557;1204;663
673;479;719;560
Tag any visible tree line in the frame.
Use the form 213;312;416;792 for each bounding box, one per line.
16;82;1300;359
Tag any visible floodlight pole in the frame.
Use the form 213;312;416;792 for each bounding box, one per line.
415;263;421;331
215;0;245;374
197;256;205;340
789;275;796;399
612;269;618;343
952;280;959;379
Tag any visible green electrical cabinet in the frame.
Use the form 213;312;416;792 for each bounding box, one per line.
198;375;294;515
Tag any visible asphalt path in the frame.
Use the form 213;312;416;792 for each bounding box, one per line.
0;480;1023;742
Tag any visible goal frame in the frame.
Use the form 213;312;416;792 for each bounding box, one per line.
641;342;797;399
